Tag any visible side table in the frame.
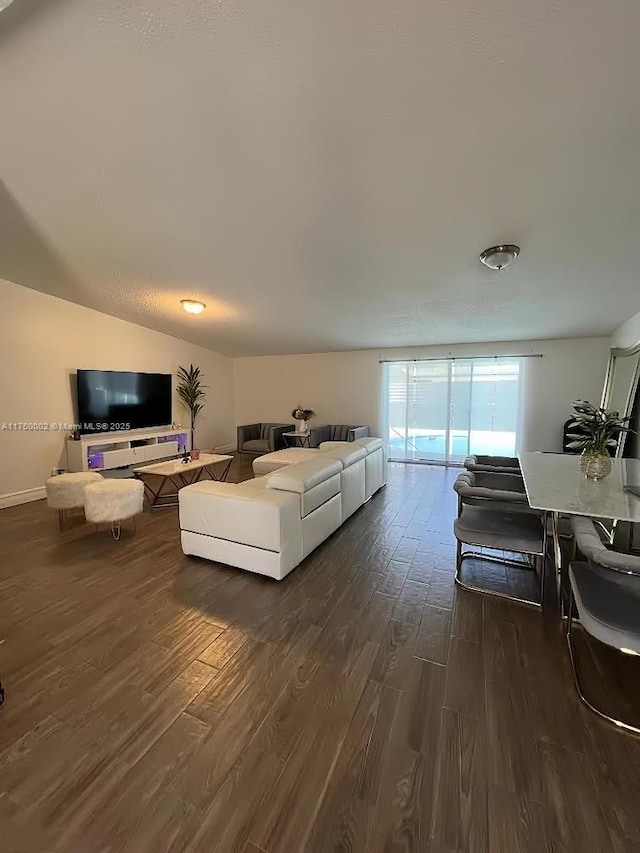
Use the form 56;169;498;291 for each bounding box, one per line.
282;431;312;448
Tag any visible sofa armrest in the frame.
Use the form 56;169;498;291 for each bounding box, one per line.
308;424;331;448
268;424;295;451
237;424;260;448
348;426;370;441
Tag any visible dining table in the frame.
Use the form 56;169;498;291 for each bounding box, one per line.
518;452;640;611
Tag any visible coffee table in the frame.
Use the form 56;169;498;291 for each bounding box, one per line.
133;453;233;507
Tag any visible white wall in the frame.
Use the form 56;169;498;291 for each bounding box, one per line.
611;310;640;350
0;276;612;508
234;337;609;454
0;280;235;505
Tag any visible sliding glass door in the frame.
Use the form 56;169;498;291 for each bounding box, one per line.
384;357;522;464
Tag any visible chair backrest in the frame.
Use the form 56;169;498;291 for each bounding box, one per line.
330;425;353;442
571;517;640;576
237;423;260;444
464;455;520;473
308;424;331;448
453;471;531;511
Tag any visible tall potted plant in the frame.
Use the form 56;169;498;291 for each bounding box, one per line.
177;364;207;451
566;399;632;480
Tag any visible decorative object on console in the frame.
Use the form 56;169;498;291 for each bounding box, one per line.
567;400;633;481
291;406;315;434
177;364;207;452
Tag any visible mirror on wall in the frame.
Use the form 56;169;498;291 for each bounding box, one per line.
601;344;640;457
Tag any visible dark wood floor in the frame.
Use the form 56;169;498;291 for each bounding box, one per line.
1;460;639;852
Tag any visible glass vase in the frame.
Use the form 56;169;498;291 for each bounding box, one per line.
579;449;612;481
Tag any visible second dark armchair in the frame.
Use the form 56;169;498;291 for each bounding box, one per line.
307;423;370;448
237;422;294;461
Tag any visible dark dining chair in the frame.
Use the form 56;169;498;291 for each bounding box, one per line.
567;516;640;734
453;470;547;607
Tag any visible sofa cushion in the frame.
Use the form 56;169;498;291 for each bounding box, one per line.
266;457;343;519
266;458;342;493
319;443;367;468
242;438;270;453
454;505;543;553
353;437;384;454
253;447;322;476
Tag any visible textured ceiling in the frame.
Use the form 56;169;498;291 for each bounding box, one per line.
1;0;639;356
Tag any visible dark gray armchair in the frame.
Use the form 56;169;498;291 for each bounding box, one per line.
237;423;294;461
308;424;370;448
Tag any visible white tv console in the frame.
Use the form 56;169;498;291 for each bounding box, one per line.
66;426;190;473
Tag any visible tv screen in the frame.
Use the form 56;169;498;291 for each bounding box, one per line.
77;370;172;433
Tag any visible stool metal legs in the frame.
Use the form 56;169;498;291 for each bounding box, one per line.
455;513;548;609
455;545;546;608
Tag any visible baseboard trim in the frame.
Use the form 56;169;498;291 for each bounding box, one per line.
214;443;237;454
0;486;46;509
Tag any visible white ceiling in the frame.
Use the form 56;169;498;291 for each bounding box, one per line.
1;0;639;356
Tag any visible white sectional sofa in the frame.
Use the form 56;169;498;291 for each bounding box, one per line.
179;437;386;580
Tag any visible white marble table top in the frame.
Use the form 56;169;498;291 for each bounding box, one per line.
133;453;232;476
518;452;640;522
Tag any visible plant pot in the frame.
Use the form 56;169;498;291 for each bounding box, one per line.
579;449;612;481
296;419;308;434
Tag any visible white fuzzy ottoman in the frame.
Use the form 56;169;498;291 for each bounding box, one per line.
84;479;144;539
46;471;104;529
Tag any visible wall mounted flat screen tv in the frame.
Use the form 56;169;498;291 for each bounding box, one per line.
76;370;172;433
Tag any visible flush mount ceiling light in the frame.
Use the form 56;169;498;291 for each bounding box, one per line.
180;299;206;315
479;244;520;271
0;0;17;10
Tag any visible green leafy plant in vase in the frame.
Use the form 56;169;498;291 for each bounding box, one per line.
566;399;632;480
177;364;207;452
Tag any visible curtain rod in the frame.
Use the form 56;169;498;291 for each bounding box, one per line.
378;354;544;364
